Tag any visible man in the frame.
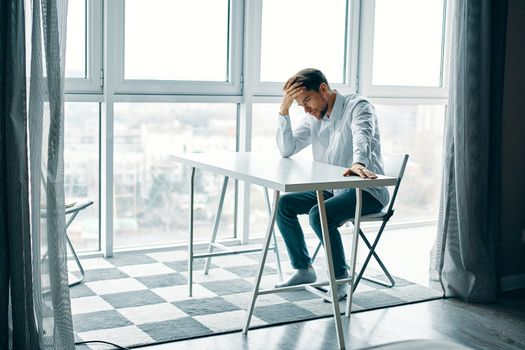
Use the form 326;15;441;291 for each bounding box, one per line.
275;68;388;301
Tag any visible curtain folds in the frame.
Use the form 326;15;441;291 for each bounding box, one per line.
1;0;72;349
1;1;38;348
433;0;508;301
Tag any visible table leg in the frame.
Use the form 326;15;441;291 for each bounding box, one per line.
346;188;362;317
264;187;283;281
316;190;345;350
188;167;195;297
203;176;229;274
242;190;280;334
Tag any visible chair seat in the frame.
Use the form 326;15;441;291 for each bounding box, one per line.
349;209;388;223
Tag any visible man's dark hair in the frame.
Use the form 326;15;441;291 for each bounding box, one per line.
286;68;330;92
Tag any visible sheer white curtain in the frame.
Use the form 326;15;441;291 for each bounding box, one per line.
0;0;72;349
432;0;507;301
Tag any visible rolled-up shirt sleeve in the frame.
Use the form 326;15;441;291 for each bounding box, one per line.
276;114;312;158
350;102;376;168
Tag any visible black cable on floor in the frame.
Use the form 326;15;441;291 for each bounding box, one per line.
75;340;131;349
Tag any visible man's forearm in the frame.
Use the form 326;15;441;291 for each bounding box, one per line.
276;115;295;157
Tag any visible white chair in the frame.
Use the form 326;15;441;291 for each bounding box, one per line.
65;201;93;287
40;200;93;287
311;154;409;292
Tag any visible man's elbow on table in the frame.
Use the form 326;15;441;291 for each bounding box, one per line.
278;147;294;158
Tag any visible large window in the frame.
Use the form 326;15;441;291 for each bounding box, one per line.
65;0;87;78
64;0;448;256
371;0;445;87
65;0;102;93
114;0;242;95
64;102;100;252
376;104;445;221
259;0;348;84
124;0;229;81
113;103;237;249
359;0;447;98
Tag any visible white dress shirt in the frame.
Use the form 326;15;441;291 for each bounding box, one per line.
276;91;389;207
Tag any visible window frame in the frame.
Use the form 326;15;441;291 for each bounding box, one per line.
358;0;449;99
109;100;240;250
64;0;449;256
250;0;358;97
109;0;243;96
65;0;103;94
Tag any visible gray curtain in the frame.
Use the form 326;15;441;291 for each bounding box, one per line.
433;0;508;301
0;0;73;349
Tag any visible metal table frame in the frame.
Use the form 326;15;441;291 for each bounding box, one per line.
189;173;284;295
173;152;397;350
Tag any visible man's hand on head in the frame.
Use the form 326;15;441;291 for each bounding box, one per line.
343;163;377;179
279;79;304;116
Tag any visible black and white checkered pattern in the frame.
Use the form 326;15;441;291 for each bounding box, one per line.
69;244;441;349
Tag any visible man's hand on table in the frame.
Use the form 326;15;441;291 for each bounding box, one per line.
343;163;377;179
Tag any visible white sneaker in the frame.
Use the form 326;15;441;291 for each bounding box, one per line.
275;267;317;288
322;271;349;303
322;283;348;303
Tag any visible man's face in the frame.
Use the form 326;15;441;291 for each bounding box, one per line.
294;84;329;120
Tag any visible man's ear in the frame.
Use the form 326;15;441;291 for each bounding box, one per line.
319;83;329;96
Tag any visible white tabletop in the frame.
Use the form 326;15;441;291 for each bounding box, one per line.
170;152;397;192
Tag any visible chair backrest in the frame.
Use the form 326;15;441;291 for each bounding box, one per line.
381;154;409;215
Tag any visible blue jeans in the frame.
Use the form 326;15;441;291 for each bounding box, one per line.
276;189;384;277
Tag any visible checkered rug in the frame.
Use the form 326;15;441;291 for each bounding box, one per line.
70;245;442;349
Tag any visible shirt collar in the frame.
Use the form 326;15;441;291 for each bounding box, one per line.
324;91;344;123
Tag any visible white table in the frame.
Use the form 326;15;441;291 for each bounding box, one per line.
171;151;397;350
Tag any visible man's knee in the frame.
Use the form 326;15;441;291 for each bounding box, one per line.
278;193;298;216
308;206;321;230
309;205;339;232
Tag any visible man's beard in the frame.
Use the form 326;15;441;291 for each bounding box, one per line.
318;104;328;118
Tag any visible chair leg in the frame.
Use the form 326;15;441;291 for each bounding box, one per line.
354;221;395;290
66;233;85;287
310;220;395;292
311;240;322;262
65;210;85;287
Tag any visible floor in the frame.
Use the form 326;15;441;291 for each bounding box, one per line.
348;223;437;287
69;246;440;348
76;224;525;350
140;289;525;350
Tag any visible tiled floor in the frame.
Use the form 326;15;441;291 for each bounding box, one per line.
69;228;441;349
